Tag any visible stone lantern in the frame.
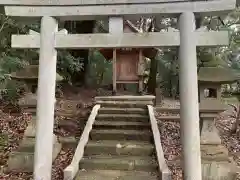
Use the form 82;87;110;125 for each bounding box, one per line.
7;65;63;172
198;54;239;180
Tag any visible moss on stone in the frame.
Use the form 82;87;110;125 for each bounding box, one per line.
0;134;8;147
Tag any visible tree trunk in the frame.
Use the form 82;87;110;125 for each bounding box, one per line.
147;57;158;95
64;21;95;86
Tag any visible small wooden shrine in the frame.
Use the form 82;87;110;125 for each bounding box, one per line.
99;21;157;94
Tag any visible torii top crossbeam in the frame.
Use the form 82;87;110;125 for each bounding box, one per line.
0;0;234;6
0;0;203;5
0;0;236;20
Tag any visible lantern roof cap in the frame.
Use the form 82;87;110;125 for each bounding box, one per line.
198;67;240;83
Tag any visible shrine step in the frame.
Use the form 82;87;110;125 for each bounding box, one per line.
85;140;154;156
94;120;151;130
95;100;153;108
90;129;153;142
200;113;219;119
95;95;155;102
98;107;148;115
75;170;159;180
157;115;180;121
96;114;149;122
72;96;160;180
79;155;158;172
155;107;180;114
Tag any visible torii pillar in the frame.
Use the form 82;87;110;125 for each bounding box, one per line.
179;12;202;180
34;16;58;180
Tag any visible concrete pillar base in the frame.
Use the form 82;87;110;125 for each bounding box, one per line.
200;112;237;180
201;145;237;180
7;136;61;172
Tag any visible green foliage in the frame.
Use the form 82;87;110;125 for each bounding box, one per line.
217;8;240;70
0;14;34;102
0;14;85;101
57;50;84;82
1;80;26;102
87;50;112;87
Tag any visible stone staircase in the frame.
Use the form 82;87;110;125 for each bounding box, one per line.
74;96;161;180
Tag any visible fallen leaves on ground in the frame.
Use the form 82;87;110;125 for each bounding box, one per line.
155;109;183;180
156;98;240;180
51;148;74;180
216;107;240;178
0;110;31;180
0;86;96;180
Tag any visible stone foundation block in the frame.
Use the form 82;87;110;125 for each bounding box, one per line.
202;161;237;180
201;144;237;180
7;136;61;172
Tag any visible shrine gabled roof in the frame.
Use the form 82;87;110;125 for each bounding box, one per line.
198;67;240;83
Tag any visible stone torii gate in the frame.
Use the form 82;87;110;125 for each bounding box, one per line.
0;0;236;180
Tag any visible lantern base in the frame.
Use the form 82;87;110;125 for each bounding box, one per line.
201;144;237;180
7;135;61;172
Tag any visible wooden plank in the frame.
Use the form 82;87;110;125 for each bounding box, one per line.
11;31;229;49
4;0;236;18
138;49;144;93
0;0;190;6
138;49;145;76
113;49;117;93
109;17;123;94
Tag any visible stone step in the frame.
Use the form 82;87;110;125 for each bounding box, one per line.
94;120;151;130
95;100;153;108
156;106;225;113
155;107;180;114
59;136;78;148
7;151;34;172
16;137;35;152
85;140;154;156
75;170;159;180
157;115;180;121
90;129;153;142
80;155;157;172
96;114;149;122
200;113;218;119
7;141;61;172
98;107;148;115
95;95;155;102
